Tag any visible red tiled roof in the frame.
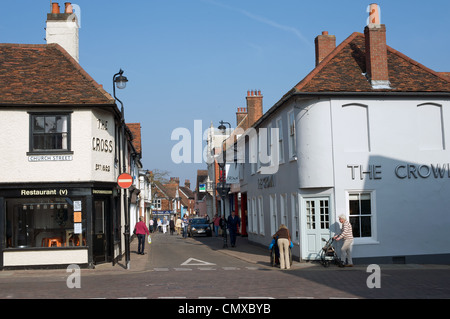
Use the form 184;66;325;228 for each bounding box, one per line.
293;32;450;93
0;43;115;105
127;123;142;155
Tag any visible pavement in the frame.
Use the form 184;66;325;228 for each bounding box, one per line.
87;232;450;275
2;232;449;278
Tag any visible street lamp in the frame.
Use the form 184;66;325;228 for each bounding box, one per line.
113;69;131;270
216;120;231;218
218;120;231;134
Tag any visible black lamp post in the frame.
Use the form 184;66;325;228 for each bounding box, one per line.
113;69;130;270
216;120;231;218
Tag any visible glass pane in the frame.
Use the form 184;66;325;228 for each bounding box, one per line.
33;117;45;133
361;216;372;237
319;200;329;230
349;216;360;237
55;116;68;133
361;198;371;215
33;135;45;150
45;116;57;133
349;198;360;215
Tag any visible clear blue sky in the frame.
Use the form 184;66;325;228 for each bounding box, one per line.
1;0;449;188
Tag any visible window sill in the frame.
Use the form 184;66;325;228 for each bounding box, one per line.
353;238;379;246
27;151;74;156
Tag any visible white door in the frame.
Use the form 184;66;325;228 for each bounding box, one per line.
302;197;331;260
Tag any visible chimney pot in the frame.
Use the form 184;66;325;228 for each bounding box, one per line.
322;31;328;35
65;2;73;14
52;2;60;14
368;3;381;25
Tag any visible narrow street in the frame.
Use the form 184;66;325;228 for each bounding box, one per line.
1;232;450;302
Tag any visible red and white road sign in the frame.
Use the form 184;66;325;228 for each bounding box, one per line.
118;173;133;189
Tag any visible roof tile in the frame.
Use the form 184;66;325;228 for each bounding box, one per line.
0;43;115;105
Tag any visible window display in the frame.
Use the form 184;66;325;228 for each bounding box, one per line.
5;197;87;249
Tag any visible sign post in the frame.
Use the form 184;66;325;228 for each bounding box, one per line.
118;173;133;189
118;173;133;270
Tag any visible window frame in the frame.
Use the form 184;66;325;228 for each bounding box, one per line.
28;112;73;155
346;191;378;244
287;110;296;160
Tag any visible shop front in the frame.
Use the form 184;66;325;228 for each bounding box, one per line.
0;183;119;269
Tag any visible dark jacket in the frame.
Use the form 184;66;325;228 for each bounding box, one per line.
273;227;290;240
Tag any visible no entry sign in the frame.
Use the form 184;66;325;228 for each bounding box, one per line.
118;173;133;189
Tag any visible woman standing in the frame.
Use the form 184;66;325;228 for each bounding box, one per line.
334;214;354;267
134;216;150;255
272;225;291;270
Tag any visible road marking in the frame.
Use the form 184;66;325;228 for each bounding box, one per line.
174;268;192;271
222;267;239;270
154;268;170;271
181;258;216;266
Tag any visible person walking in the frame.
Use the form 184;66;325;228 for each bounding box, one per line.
162;217;168;234
169;217;175;235
149;218;154;233
134;216;150;255
219;215;228;248
334;214;354;267
227;211;241;248
272;224;291;270
176;216;182;235
182;214;189;239
212;214;220;237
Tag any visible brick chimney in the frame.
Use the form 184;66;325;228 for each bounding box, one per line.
46;2;80;62
184;180;191;189
246;90;263;128
364;3;390;89
236;107;247;127
315;31;336;66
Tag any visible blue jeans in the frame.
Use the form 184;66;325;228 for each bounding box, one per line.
214;225;219;237
137;234;146;254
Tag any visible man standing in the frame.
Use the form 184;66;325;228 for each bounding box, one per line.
227;211;241;248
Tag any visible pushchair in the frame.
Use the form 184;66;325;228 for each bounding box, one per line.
320;237;343;267
269;237;293;268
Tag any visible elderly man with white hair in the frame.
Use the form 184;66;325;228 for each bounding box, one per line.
334;214;354;267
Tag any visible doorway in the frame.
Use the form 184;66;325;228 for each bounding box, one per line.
302;197;331;260
93;199;111;264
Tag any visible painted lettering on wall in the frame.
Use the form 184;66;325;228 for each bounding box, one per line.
347;165;382;180
92;137;114;153
395;164;450;179
348;163;450;180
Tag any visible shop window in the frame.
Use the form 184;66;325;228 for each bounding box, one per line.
29;113;71;153
348;193;372;238
5;198;87;249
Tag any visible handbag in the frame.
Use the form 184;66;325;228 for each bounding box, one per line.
148;235;152;244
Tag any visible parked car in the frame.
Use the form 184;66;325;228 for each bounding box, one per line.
188;218;212;237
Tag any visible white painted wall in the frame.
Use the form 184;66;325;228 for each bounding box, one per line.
46;20;79;62
0;108;117;184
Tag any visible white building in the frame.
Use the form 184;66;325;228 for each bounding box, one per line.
240;7;450;264
0;3;139;269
